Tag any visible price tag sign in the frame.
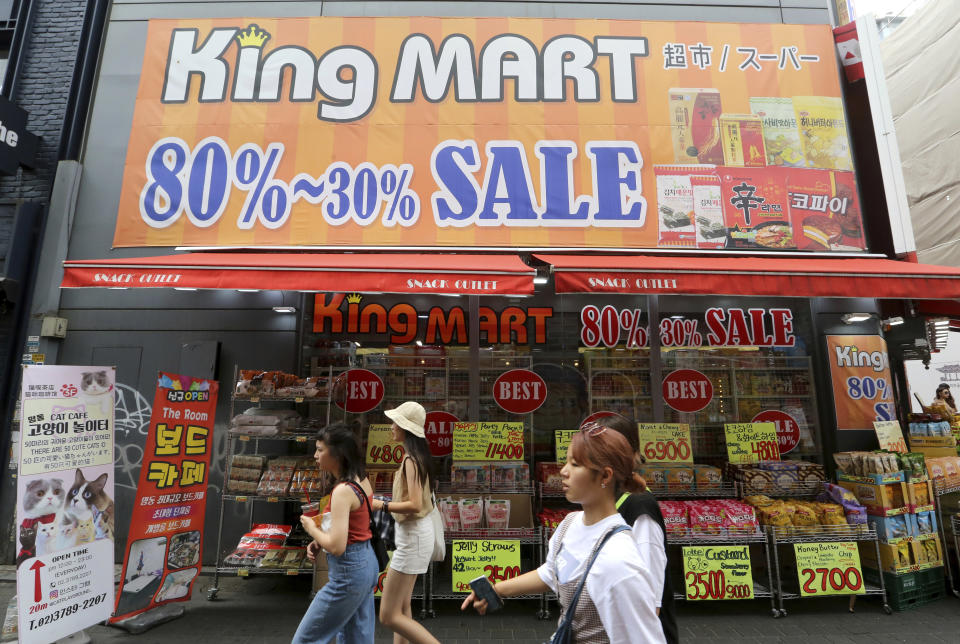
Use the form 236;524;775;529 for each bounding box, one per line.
452;422;524;461
794;542;864;597
724;422;780;464
555;430;577;463
638;423;693;463
682;545;754;600
366;424;406;466
873;421;907;454
451;540;521;594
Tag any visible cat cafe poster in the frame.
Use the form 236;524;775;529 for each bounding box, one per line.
111;372;218;623
16;365;116;643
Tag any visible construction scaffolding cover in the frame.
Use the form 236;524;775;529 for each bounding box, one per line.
881;0;960;266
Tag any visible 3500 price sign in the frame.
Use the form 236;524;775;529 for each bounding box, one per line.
681;545;754;601
684;570;752;600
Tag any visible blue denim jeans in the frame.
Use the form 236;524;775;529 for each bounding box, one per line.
292;540;379;644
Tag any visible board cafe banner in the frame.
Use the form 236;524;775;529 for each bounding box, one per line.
111;373;218;622
114;17;864;252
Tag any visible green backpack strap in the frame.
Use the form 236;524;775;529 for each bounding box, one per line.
615;493;630;510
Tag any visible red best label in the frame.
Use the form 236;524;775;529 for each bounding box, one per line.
424;411;457;457
662;369;713;413
493;369;547;414
335;369;384;413
752;410;800;455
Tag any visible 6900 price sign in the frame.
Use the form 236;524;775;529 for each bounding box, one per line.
638;423;693;464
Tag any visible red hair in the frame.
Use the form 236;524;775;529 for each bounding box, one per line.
568;429;644;493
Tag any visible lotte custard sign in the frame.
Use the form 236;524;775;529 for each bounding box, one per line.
114;17;863;252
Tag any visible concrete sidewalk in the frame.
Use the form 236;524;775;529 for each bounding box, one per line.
3;573;960;643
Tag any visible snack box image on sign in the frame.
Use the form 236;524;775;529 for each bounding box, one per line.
669;88;723;165
719;114;767;168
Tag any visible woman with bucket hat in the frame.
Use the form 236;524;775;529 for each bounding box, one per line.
370;401;441;644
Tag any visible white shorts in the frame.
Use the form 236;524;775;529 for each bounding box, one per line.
390;515;433;575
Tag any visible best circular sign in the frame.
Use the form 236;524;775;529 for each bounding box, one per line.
752;410;801;455
334;369;384;413
493;369;548;414
662;369;713;413
424;411;458;457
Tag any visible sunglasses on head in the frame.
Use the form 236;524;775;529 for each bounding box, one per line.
580;421;609;437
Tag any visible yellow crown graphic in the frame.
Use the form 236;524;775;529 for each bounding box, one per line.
236;24;270;48
346;293;363;304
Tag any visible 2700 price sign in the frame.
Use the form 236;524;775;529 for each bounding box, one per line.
684;570;752;600
800;567;863;595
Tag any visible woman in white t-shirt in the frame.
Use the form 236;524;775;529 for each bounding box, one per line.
462;425;665;644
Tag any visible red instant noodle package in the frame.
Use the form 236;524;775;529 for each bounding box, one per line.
718;167;793;250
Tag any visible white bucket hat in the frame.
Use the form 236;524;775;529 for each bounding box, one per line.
385;401;426;438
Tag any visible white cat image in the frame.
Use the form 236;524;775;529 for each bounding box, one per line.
57;515;79;551
35;520;58;556
78;370;113;418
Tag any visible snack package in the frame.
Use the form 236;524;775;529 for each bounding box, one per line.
658;501;689;535
720;501;758;534
451;464;491;487
666;465;696;491
668;88;723;164
694;465;722;490
536;463;563;490
749;97;805;167
654;166;706;247
912;482;931;508
793;96;853;171
922;538;940;563
643;465;669;488
458;498;484;530
743;495;775;507
896;541;912;567
438;497;462;531
484;498;511;530
686;502;724;535
718;167;793;249
788;169;863;250
791;503;818;528
815;503;847;526
719;114;767;167
690;175;726;249
915;510;936;535
492;462;529;488
740;469;775;494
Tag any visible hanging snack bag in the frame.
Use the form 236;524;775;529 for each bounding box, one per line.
655;166;710;248
690;175;726;249
749;97;805;167
793;96;853;171
668;88;723;164
484;498;511;530
787;168;864;250
458;498;484;530
719;167;793;249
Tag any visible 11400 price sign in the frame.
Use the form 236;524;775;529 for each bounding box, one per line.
453;422;524;461
638;423;692;463
682;545;754;600
794;542;864;597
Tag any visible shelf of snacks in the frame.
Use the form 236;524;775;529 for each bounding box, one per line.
766;524;875;544
647;482;739;499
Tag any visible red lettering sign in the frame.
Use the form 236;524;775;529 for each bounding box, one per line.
424;411;457;457
662;370;713;413
493;370;547;415
334;369;384;413
752;410;801;455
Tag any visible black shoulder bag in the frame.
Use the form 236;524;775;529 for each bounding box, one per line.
345;480;390;570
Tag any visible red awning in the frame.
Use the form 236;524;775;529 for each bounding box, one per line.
534;254;960;299
61;253;536;295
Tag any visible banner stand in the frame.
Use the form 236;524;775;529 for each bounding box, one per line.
109;604;185;634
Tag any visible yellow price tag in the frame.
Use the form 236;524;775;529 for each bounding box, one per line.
235;496;248;502
554;430;576;463
267;496;279;503
638;423;693;463
451;540;521;594
285;569;299;576
682;545;754;600
724;422;779;464
453;422;524;461
238;435;250;442
366;424;405;466
873;421;907;454
237;569;249;577
250;397;260;403
295;397;304;403
794;542;864;596
296;435;307;443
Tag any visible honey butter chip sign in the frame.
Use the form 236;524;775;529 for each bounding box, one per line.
334;369;384;413
682;545;754;600
451;540;521;594
752;410;801;455
17;366;116;643
425;411;457;457
453;422;524;461
724;422;780;464
662;369;713;413
493;369;547;414
638;423;693;463
366;424;405;466
794;542;864;597
111;372;218;623
873;421;907;454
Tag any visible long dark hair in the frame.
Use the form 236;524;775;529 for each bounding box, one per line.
315;423;366;483
937;384;956;410
402;431;433;489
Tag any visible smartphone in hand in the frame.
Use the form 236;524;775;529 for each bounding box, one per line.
469;575;504;612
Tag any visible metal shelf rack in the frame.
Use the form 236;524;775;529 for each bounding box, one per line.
767;524;890;616
934;479;960;598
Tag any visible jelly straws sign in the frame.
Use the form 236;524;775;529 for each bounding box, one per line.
16;365;115;643
111;373;218;623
